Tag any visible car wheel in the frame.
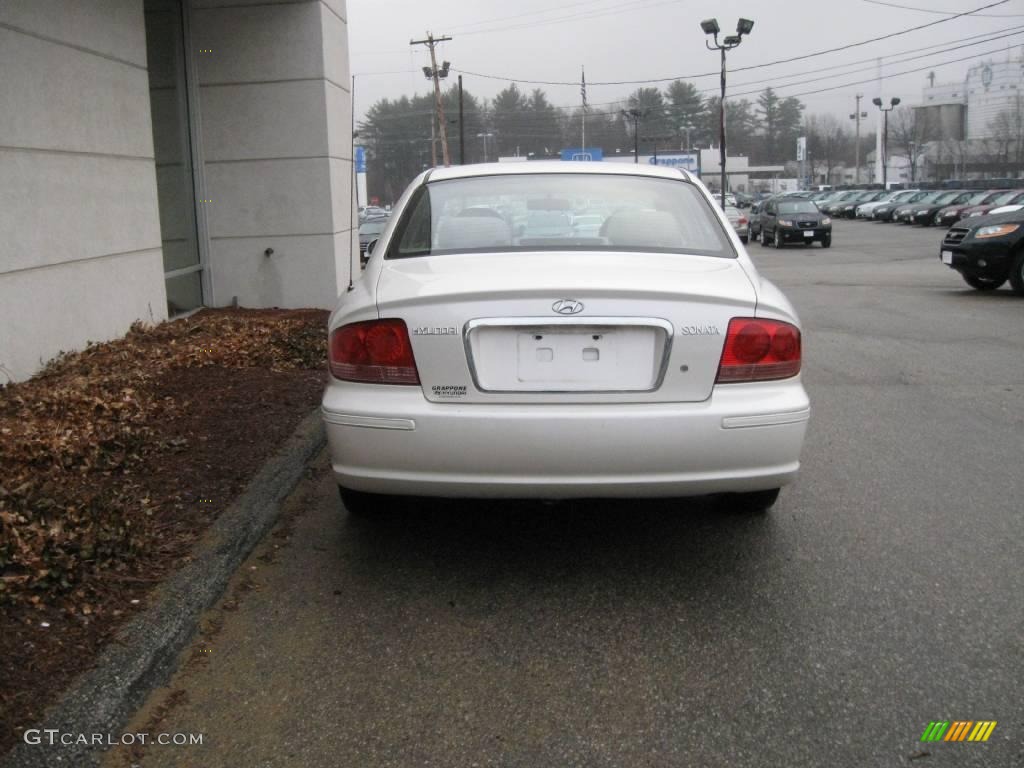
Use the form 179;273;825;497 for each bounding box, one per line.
774;229;783;248
1009;251;1024;296
740;235;748;244
718;488;780;514
962;274;1005;291
821;234;832;248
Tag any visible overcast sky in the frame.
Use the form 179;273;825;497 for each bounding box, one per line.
349;0;1024;136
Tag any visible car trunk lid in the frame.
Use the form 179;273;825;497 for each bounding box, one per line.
376;251;756;404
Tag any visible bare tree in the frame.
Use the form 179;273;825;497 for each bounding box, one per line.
889;107;936;183
939;137;972;179
987;94;1024;174
803;114;848;186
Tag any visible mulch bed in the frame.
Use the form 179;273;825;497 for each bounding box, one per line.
0;308;329;754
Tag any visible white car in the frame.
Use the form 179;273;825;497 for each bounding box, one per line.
723;205;749;243
856;189;919;219
983;204;1024;217
322;162;810;514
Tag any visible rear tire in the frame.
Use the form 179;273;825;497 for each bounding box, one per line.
740;235;748;244
962;273;1005;291
718;488;780;514
1009;251;1024;296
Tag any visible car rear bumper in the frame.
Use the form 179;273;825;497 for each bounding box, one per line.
322;379;810;498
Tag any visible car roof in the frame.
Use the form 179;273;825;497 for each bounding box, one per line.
425;160;695;183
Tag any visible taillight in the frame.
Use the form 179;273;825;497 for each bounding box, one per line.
738;217;748;225
716;318;801;383
329;319;419;384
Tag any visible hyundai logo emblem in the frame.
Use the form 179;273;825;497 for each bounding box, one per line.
552;299;584;315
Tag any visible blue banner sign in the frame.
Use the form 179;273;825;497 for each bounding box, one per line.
355;145;367;173
560;148;604;161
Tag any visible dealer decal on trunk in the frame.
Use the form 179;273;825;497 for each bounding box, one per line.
432;385;468;398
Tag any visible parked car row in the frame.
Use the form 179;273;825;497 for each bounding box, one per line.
804;187;1024;227
738;184;1024;295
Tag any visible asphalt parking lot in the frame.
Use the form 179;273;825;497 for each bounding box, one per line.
107;221;1023;768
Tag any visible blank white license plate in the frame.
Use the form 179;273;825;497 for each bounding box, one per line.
514;329;656;390
803;230;814;237
469;324;666;392
941;250;953;264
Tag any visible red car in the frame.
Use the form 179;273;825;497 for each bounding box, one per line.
934;190;1008;228
955;190;1024;223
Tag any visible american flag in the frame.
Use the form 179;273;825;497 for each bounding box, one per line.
581;67;588;111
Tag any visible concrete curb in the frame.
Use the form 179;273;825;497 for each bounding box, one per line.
2;410;326;768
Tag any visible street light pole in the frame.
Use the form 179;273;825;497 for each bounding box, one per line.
719;46;726;204
476;132;494;162
701;17;753;209
872;96;901;188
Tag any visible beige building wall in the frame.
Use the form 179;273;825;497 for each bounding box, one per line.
0;0;168;382
191;0;355;309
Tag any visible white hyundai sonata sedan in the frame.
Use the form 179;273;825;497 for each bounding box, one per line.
322;162;809;514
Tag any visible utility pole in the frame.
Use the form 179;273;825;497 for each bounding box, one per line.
429;116;437;167
411;33;452;166
458;74;465;165
621;108;645;164
850;93;867;184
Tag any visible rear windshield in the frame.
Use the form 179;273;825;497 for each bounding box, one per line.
387;174;734;259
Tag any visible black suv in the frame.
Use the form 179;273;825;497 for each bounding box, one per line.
941;209;1024;294
760;198;832;248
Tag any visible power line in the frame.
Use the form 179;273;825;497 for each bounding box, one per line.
453;0;1012;85
398;26;1020;115
861;0;1024;17
453;0;683;37
444;0;623;32
363;22;1021;106
698;26;1024;98
732;41;1021;101
358;22;1024;127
